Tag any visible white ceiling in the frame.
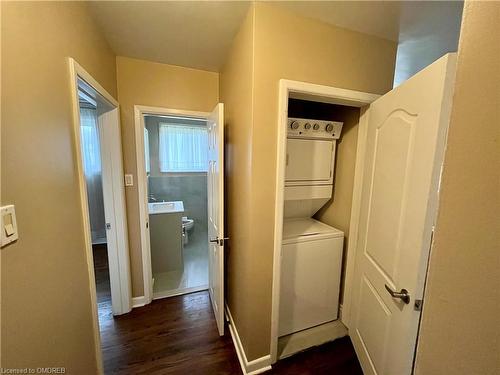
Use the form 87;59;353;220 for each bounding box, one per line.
88;1;251;72
89;1;463;77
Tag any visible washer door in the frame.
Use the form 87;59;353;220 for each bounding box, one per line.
285;138;333;183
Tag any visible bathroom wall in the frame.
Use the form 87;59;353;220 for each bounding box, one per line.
145;116;208;238
116;56;219;296
1;1;117;372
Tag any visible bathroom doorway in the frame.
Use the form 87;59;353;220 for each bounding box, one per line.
145;113;209;299
134;104;226;335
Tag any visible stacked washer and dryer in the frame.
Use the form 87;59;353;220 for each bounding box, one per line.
278;117;345;337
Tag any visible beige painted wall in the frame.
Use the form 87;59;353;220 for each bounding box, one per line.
116;57;219;296
314;106;361;298
222;3;397;361
219;4;256;361
414;2;500;374
1;2;116;372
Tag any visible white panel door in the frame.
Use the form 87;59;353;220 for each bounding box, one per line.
207;103;225;336
350;54;457;374
98;108;132;315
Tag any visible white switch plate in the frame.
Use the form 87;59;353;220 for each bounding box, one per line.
124;174;134;187
1;205;19;248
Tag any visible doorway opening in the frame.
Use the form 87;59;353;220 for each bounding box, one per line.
271;55;456;373
134;104;226;336
271;83;378;362
145;114;209;299
69;58;132;371
78;90;112;319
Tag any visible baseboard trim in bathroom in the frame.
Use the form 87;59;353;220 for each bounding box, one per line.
277;320;348;360
132;296;147;308
225;304;272;375
153;285;208;300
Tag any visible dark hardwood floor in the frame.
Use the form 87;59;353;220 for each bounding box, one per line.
92;243;113;324
270;337;363;374
93;245;362;374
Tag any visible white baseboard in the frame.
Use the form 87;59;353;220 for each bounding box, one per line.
225;304;272;375
132;295;147;308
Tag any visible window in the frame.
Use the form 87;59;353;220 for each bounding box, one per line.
80;107;101;177
159;123;208;172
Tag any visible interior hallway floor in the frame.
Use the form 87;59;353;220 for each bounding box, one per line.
92;243;113;325
93;244;362;374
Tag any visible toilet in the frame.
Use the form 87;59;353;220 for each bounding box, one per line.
182;216;194;245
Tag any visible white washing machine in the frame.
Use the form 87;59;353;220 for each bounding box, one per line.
279;217;344;337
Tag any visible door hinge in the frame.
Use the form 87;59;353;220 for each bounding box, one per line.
414;299;423;311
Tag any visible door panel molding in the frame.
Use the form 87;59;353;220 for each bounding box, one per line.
349;54;457;375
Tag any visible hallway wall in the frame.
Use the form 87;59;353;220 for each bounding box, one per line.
222;2;397;361
116;56;218;296
1;2;117;372
414;2;500;374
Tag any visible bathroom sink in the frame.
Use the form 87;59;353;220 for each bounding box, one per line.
148;201;184;215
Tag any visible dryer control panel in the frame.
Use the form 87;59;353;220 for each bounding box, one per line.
287;118;343;139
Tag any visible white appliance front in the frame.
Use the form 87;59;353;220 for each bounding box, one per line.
279;218;344;337
285;138;334;184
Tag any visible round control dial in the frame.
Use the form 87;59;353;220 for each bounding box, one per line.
326;124;334;132
313;123;320;130
290;121;300;130
304;122;311;130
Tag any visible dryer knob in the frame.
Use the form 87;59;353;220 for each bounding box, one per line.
313;123;320;130
304;122;311;130
326;124;334;132
290;121;300;130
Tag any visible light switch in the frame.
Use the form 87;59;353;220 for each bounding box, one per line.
124;174;134;187
1;205;19;248
5;223;14;236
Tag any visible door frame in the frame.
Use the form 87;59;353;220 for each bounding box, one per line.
270;79;380;363
134;105;211;305
68;58;132;374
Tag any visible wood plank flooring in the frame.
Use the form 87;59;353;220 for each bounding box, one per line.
93;245;362;374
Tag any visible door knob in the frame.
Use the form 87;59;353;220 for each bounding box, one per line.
209;237;229;246
384;284;410;304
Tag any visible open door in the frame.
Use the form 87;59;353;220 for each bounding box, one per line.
349;54;457;374
98;107;132;315
207;103;225;336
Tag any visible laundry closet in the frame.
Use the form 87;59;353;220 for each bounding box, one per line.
276;95;362;358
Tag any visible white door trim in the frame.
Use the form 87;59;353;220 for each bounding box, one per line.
68;57;131;375
133;105;210;305
270;79;379;363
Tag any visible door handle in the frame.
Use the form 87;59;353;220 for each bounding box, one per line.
384;284;410;304
209;237;229;246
